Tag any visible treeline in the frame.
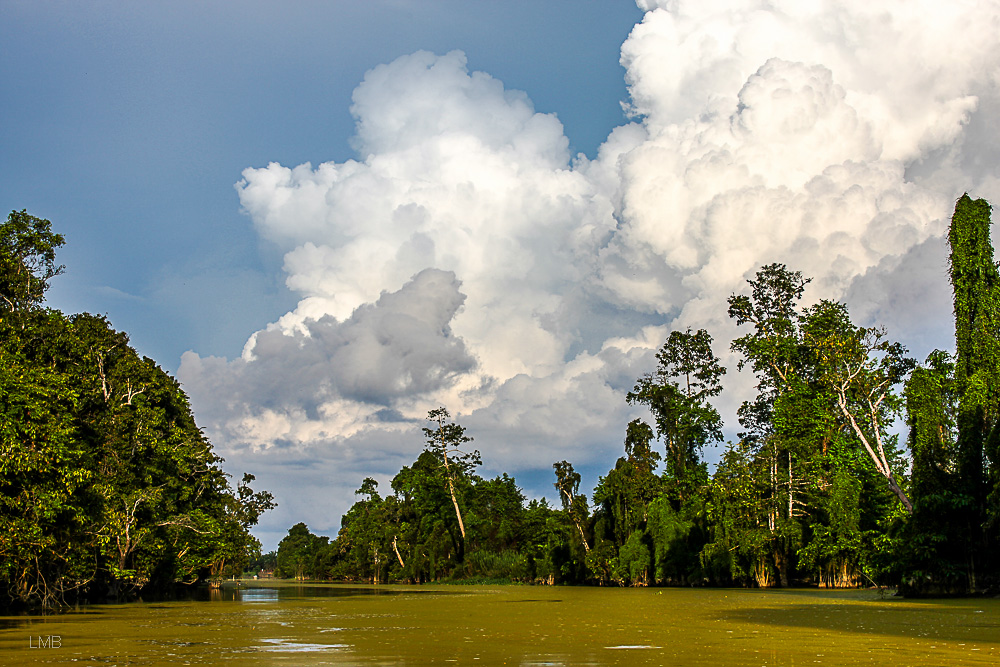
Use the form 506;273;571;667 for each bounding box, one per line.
276;194;1000;595
0;211;276;609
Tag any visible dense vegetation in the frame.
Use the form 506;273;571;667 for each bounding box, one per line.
0;210;275;609
275;195;999;595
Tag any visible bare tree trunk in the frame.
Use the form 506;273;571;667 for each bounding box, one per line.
574;521;591;553
556;487;590;552
445;475;466;539
439;445;467;540
836;393;913;512
392;536;405;568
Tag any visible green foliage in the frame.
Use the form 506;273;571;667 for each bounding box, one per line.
802;299;915;510
464;549;530;581
904;353;960;580
617;530;652;585
324;420;580;585
897;194;1000;594
628;328;725;482
276;523;333;580
301;196;1000;595
949;194;1000;418
553;460;591;553
728;263;810;445
796;465;865;587
646;496;695;583
0;212;275;608
422;407;480;558
701;442;777;586
0;347;90;607
0;210;64;317
714;263;916;588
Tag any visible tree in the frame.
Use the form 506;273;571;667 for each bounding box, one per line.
0;210;64;318
0;211;276;607
701;442;777;587
422;407;479;549
391;450;463;581
898;194;1000;594
899;351;967;590
0;345;92;607
949;194;1000;424
727;264;815;586
627;328;725;484
948;193;999;590
726;264;909;588
593;423;663;550
803;301;916;511
337;479;391;583
552;460;590;553
728;263;811;446
277;523;324;580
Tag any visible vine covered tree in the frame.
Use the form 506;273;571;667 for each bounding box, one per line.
949;194;1000;590
900;194;1000;594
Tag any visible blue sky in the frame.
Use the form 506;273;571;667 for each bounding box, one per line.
2;0;641;365
4;1;999;550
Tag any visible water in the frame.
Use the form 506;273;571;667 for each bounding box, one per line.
2;583;998;665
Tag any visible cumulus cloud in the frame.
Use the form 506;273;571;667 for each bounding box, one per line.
180;268;474;448
179;1;1000;543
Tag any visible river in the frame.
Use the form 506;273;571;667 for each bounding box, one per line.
1;583;998;665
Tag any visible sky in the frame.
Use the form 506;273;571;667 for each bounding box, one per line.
3;0;1000;551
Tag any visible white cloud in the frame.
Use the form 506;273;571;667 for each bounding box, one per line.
180;268;473;445
179;0;1000;543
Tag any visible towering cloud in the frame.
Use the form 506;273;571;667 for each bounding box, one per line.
178;1;1000;544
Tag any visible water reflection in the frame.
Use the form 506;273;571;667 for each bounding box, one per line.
198;583;445;603
256;637;351;652
239;588;279;603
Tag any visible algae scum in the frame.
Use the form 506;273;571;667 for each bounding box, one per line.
2;584;998;665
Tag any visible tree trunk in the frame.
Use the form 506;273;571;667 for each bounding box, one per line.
837;393;913;512
392;536;405;568
887;473;913;513
575;521;591;552
446;475;466;539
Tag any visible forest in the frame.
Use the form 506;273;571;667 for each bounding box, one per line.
0;210;276;609
270;194;1000;596
3;195;998;609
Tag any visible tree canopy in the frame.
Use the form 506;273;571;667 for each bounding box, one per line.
281;195;1000;595
0;210;275;609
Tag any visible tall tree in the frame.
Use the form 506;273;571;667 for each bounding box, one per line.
803;301;915;511
900;351;967;590
422;407;479;554
553;460;590;553
727;264;815;586
726;264;909;587
627;328;725;485
728;263;811;446
941;193;998;591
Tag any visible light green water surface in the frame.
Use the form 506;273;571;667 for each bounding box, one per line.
1;583;998;665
